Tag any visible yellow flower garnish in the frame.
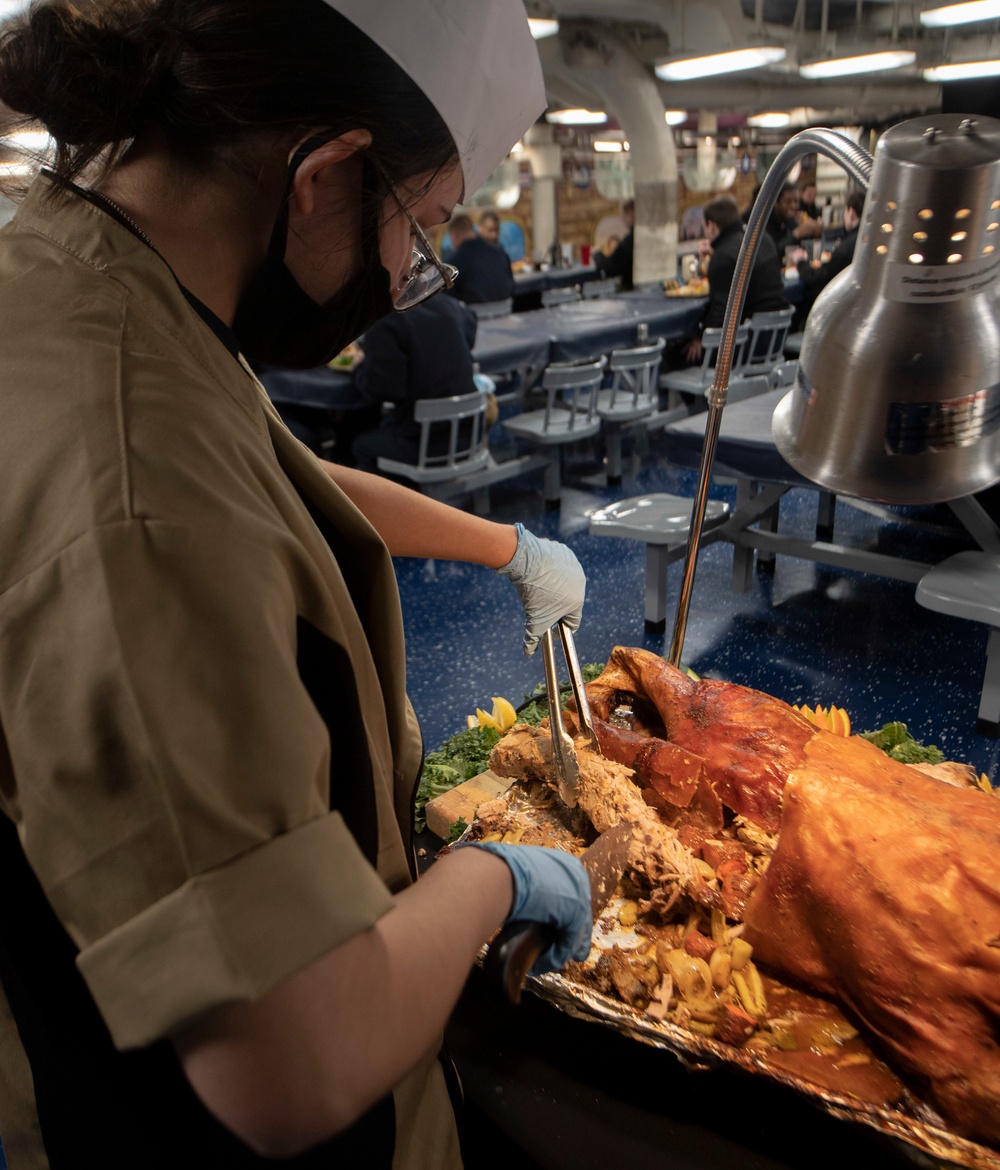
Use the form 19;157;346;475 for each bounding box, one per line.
467;696;519;734
793;703;851;737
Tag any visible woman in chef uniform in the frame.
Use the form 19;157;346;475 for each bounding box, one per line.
0;1;594;1166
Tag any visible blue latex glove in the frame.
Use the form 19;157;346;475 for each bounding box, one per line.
465;841;592;975
496;524;586;656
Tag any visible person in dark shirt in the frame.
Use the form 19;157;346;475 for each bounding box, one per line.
445;212;514;304
351;294;479;471
788;189;864;326
683;195;788;362
593;197;634;290
799;181;820;220
765;182;820;256
477;208;503;246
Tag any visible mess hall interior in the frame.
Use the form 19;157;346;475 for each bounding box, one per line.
0;0;999;1168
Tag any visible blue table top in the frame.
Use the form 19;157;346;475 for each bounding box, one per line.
663;386;810;485
473;291;705;371
513;264;601;295
260;290;708;407
547;292;705;363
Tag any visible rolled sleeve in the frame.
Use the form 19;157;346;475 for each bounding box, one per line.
0;515;401;1051
77;809;394;1050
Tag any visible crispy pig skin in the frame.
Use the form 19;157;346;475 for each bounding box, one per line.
743;735;1000;1147
593;719;724;831
589;648;815;832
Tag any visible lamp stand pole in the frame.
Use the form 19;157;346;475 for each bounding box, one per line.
667;129;874;668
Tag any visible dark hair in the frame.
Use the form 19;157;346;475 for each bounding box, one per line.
448;213;474;237
622;198;634;214
845;189;865;219
703;196;740;231
0;0;457;195
478;210;499;227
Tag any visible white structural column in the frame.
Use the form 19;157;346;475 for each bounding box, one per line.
523;124;563;265
542;33;678;286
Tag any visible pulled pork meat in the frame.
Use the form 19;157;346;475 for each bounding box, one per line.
490;723;702;900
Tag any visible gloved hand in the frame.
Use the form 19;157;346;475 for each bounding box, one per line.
496;523;586;656
465;841;592;975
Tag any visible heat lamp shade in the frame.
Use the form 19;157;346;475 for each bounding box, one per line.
773;114;1000;504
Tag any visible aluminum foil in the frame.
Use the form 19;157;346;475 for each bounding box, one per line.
521;968;999;1170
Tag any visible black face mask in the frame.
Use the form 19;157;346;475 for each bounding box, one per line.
233;147;395;369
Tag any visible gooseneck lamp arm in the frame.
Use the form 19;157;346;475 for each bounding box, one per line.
667;129;874;668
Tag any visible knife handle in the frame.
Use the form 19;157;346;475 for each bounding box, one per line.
482;919;558;1005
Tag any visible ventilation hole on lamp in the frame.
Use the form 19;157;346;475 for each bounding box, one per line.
955;208;971;219
881;223;893;233
909;253;924;263
947;254;963;263
989;222;999;232
886;201;897;210
993;199;1000;210
876;244;888;254
913;231;928;242
951;231;967;241
918;209;933;220
985;244;996;254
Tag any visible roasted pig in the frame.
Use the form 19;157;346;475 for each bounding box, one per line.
493;645;1000;1148
742;735;1000;1148
587;648;815;833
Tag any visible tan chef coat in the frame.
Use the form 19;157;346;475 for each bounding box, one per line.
0;173;461;1170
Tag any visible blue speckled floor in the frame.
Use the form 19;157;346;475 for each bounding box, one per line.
396;438;1000;782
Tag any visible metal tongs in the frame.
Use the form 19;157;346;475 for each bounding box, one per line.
541;620;602;809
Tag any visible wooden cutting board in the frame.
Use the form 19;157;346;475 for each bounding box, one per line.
424;770;514;839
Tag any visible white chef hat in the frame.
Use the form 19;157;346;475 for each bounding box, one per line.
319;0;545;199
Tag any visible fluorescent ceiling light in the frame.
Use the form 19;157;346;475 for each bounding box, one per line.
922;58;1000;79
545;108;607;125
593;140;623;152
920;0;1000;26
747;111;791;128
664;110;688;126
527;17;559;39
655;46;786;81
799;49;916;78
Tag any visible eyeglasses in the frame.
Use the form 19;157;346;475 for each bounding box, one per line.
384;176;458;311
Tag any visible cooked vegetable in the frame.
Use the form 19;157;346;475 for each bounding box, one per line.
860;721;944;765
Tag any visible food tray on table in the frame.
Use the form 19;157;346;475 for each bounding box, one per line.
664;281;709;297
441;652;1000;1170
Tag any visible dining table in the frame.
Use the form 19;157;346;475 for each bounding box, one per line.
471;289;707;376
512;263;603;310
257;290;710;412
